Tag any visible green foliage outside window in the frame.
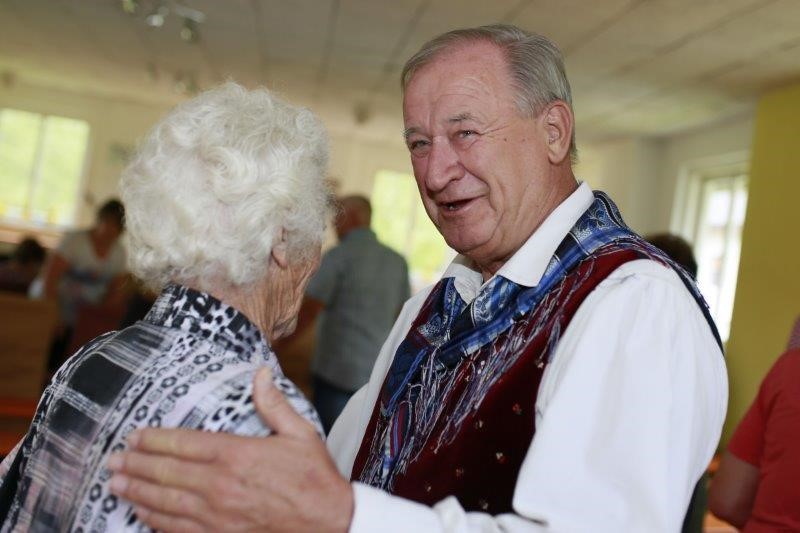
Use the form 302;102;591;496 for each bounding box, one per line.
0;109;89;227
371;169;452;289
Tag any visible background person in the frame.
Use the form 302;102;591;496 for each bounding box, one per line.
284;195;410;432
39;198;129;371
0;237;46;294
709;348;800;532
0;82;331;532
646;232;698;278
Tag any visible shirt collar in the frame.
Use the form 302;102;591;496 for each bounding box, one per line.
144;283;270;355
441;182;594;303
342;227;375;242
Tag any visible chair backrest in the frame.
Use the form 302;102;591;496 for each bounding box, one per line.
66;303;126;357
0;292;57;400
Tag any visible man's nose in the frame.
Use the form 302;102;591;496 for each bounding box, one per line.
425;138;462;192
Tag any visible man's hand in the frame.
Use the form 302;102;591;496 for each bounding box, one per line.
107;368;354;533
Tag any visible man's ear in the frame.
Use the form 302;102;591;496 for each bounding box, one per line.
271;228;289;269
543;101;573;165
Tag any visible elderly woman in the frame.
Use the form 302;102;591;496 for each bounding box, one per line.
0;82;330;531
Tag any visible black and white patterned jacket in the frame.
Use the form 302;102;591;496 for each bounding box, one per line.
0;284;321;532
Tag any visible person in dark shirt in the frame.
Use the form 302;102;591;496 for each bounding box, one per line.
0;237;45;294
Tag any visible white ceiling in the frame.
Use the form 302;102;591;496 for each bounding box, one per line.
1;0;799;144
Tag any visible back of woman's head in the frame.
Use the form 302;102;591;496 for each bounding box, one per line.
121;82;331;291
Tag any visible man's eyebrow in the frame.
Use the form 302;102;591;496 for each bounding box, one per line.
403;127;419;141
403;113;477;141
448;112;476;123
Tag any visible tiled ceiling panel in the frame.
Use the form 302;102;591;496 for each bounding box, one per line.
1;0;799;143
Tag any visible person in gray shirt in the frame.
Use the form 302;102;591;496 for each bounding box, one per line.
296;195;410;432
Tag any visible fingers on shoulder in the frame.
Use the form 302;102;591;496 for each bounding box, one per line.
133;427;228;462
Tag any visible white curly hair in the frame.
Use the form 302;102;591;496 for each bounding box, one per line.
121;82;331;291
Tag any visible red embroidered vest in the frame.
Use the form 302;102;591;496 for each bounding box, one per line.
351;248;652;514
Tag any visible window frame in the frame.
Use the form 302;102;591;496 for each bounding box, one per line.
670;151;750;342
0;107;92;246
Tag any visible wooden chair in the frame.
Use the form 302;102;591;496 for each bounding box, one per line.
65;302;127;357
0;292;57;457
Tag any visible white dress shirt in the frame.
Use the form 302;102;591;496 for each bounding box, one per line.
327;183;728;533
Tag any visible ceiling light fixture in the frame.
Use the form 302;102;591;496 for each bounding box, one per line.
121;0;138;15
145;4;169;27
180;18;198;43
172;3;206;25
136;2;205;41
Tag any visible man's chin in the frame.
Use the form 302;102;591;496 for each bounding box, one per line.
443;233;492;258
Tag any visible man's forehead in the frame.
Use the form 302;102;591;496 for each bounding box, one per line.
403;44;512;124
406;42;507;92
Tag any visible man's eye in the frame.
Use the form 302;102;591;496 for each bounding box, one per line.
458;130;477;138
408;140;429;151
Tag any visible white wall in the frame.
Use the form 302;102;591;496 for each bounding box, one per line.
659;114;754;236
328;132;411;196
2;79;755;244
575;137;662;234
575;112;754;237
0;81;412;241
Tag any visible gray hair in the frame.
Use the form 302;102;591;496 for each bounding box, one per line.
121;82;332;291
401;24;577;161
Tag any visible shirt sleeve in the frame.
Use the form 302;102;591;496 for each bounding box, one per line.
727;356;779;467
346;260;727;533
728;398;766;467
55;231;79;262
305;249;341;305
0;440;22;484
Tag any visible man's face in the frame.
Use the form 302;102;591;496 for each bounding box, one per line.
96;218;123;241
403;41;556;273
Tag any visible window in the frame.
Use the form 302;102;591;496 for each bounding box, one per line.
371;170;454;293
673;156;749;342
0;108;90;228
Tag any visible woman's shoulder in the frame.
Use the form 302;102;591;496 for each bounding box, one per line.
188;366;323;439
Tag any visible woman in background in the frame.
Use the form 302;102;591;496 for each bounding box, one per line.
0;82;331;532
40;198;129;370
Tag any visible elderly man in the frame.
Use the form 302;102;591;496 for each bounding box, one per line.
107;25;727;532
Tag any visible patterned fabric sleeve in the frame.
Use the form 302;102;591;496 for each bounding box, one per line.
1;284;322;532
0;441;22;484
195;368;324;438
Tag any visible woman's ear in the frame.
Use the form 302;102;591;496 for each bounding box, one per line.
270;228;289;269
